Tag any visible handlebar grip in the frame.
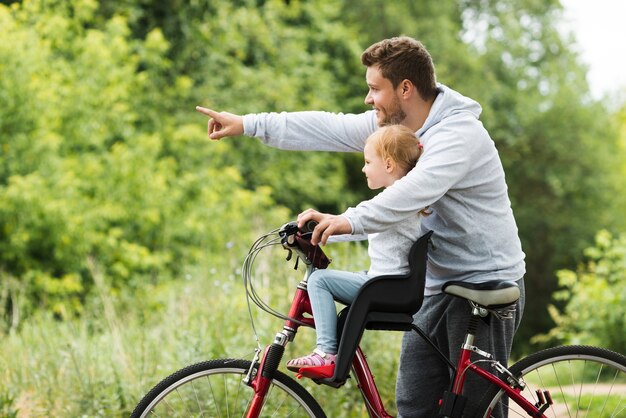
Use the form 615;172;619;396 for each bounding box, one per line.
302;220;318;233
279;220;318;236
279;220;330;269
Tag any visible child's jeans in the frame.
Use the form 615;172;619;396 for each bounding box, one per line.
307;269;369;353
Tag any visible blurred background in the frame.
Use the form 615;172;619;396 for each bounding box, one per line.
561;0;626;99
1;0;625;416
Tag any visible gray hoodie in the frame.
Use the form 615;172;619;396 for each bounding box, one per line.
243;84;525;294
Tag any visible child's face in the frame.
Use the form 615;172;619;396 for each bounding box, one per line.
362;143;396;189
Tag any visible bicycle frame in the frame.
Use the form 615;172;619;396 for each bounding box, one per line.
445;314;547;418
132;224;624;418
244;263;394;418
244;248;544;418
452;357;545;417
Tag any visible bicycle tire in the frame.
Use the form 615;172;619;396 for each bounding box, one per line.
131;358;326;418
476;345;626;418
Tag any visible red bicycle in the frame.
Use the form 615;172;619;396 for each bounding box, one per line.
131;222;626;417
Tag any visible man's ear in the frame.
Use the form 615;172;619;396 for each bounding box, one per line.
400;79;413;97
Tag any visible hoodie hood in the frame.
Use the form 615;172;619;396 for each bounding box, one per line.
417;83;483;137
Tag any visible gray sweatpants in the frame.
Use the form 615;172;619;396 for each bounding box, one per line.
396;278;525;417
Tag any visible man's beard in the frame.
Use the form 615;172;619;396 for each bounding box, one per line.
379;95;406;126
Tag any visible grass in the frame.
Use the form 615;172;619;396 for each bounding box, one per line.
1;238;404;417
565;393;625;417
5;234;624;417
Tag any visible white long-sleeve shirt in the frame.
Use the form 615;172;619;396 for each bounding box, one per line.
365;215;423;278
243;84;526;294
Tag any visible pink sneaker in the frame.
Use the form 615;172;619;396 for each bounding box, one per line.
286;348;336;378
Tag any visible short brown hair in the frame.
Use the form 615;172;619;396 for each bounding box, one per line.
361;36;438;101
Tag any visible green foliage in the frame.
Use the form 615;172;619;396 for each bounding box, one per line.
97;0;369;212
441;0;623;350
189;0;368;211
0;391;18;418
1;0;626;415
0;239;386;417
619;104;626;205
0;0;287;326
536;230;626;353
320;0;626;351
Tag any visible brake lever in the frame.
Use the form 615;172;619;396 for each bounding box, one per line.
279;221;299;237
279;220;317;237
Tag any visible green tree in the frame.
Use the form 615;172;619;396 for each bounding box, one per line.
94;0;626;349
0;0;287;327
456;0;623;349
342;0;625;350
537;230;626;353
96;0;370;212
3;0;625;352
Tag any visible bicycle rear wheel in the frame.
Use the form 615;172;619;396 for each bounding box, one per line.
477;345;626;417
131;358;326;418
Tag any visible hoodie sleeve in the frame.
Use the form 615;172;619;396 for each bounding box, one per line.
243;110;378;152
344;122;475;235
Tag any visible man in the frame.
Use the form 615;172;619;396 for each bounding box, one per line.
197;36;525;417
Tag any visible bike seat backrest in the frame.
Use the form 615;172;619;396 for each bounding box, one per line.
322;230;432;385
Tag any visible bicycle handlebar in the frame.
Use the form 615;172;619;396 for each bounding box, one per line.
279;221;331;269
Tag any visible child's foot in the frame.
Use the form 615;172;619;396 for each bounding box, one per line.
286;348;336;378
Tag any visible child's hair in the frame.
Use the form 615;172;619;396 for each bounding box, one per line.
366;125;430;216
366;124;423;175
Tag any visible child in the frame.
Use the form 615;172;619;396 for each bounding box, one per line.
287;124;427;375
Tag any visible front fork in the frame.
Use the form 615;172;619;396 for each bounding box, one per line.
243;278;314;418
244;335;290;417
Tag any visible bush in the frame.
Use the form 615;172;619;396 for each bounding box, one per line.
536;230;626;353
0;2;288;327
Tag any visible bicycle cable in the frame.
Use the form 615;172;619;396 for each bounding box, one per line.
453;358;500;393
242;227;281;347
242;225;318;347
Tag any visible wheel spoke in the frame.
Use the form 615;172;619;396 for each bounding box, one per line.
223;373;230;417
269;386;286;417
190;380;202;417
477;346;626;418
207;375;221;418
233;375;243;418
611;400;625;418
599;367;618;417
551;361;572;417
131;359;324;418
175;388;193;417
576;359;587;417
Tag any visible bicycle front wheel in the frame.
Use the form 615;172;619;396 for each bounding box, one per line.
131;358;326;418
477;345;626;417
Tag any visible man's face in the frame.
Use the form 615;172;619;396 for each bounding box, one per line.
364;65;406;126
